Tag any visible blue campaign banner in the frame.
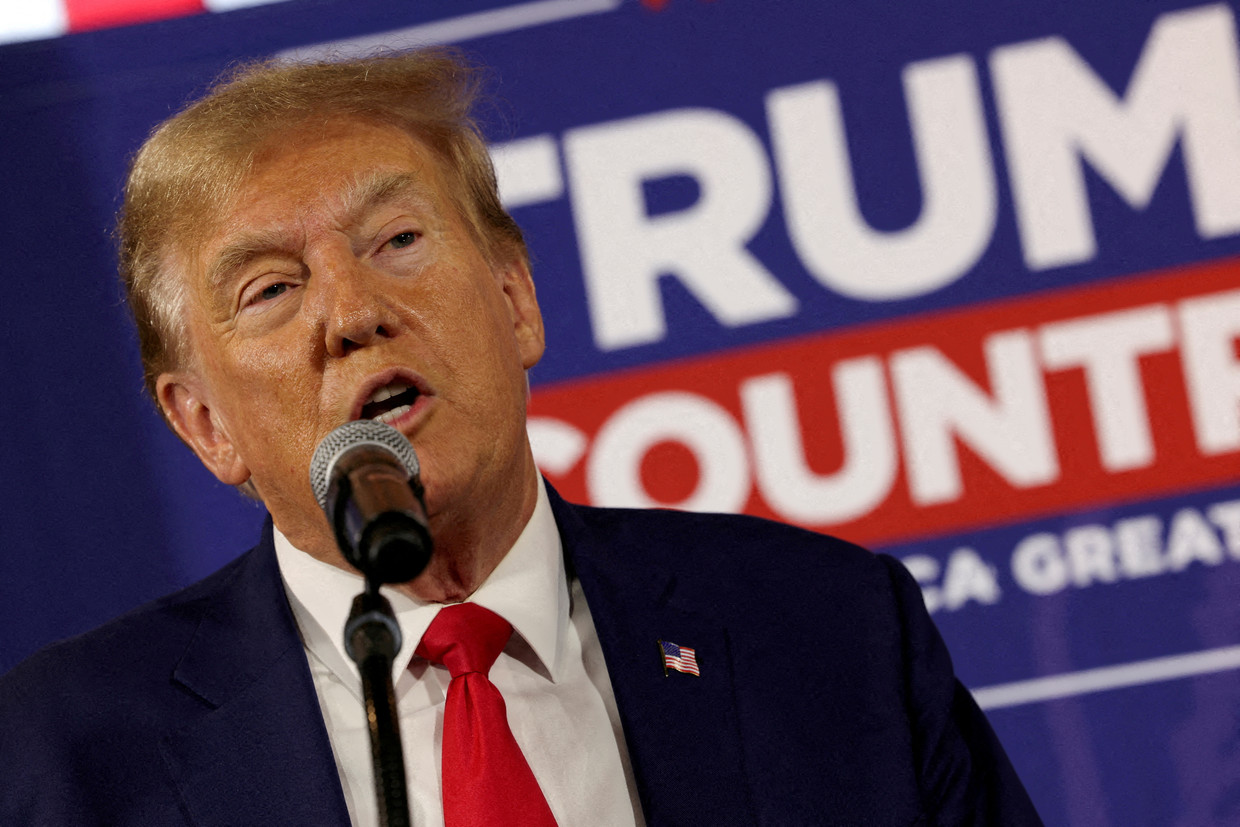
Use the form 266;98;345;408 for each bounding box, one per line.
3;1;1240;823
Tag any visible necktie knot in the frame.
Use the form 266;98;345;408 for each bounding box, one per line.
416;602;513;679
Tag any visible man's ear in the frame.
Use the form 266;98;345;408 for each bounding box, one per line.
155;372;251;487
498;257;545;370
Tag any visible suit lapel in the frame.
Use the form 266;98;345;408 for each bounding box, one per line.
158;527;351;826
550;490;757;825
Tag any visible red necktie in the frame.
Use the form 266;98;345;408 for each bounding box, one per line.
415;603;558;827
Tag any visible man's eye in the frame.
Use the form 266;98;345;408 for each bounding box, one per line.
258;283;288;302
388;231;419;250
244;282;289;308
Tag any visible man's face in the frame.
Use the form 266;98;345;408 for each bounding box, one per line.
157;118;544;579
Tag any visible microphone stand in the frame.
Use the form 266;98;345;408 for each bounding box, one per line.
313;420;434;827
345;580;412;827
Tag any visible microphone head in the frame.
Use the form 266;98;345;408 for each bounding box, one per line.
309;419;420;513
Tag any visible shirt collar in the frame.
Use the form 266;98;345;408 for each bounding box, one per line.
274;477;568;692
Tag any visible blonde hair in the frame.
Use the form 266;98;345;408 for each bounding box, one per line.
117;48;526;400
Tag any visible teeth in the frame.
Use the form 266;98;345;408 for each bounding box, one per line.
373;404;412;424
368;382;410;405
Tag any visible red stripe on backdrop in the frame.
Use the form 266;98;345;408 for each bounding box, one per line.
66;0;205;32
530;256;1240;547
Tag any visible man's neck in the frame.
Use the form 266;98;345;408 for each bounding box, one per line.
272;465;543;604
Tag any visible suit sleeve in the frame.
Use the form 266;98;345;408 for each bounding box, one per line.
877;554;1044;826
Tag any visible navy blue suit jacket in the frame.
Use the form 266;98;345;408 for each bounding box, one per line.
0;490;1041;825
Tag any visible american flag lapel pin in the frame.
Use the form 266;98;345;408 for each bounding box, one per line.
658;640;701;677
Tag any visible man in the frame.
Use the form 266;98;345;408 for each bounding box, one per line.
0;49;1042;825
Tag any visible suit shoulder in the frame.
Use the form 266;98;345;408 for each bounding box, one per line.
573;501;875;559
0;545;257;699
559;499;900;599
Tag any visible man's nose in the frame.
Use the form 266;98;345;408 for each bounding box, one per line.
312;254;398;358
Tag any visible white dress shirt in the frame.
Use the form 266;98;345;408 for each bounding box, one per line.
273;479;645;827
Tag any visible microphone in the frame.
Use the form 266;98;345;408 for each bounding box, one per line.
309;419;433;585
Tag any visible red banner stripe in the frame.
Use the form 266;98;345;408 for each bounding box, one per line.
530;256;1240;547
65;0;205;32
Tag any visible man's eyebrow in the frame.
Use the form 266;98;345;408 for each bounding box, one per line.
345;170;431;216
206;228;299;295
204;171;433;293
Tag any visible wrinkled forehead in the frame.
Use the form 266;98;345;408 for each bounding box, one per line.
183;119;454;278
231;119;442;218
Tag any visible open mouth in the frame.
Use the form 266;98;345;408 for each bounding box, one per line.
360;381;421;425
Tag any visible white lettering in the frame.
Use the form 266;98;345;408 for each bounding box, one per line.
1012;533;1070;595
1114;515;1166;578
1166;507;1225;570
526;417;588;476
941;547;1003;611
1208;500;1240;559
1064;524;1119;587
767;55;996;300
1179;288;1240;454
902;549;1001;612
586;391;750;512
564;109;797;350
491;134;564;208
1039;304;1174;470
892;330;1059;505
740;361;896;525
992;4;1240;269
